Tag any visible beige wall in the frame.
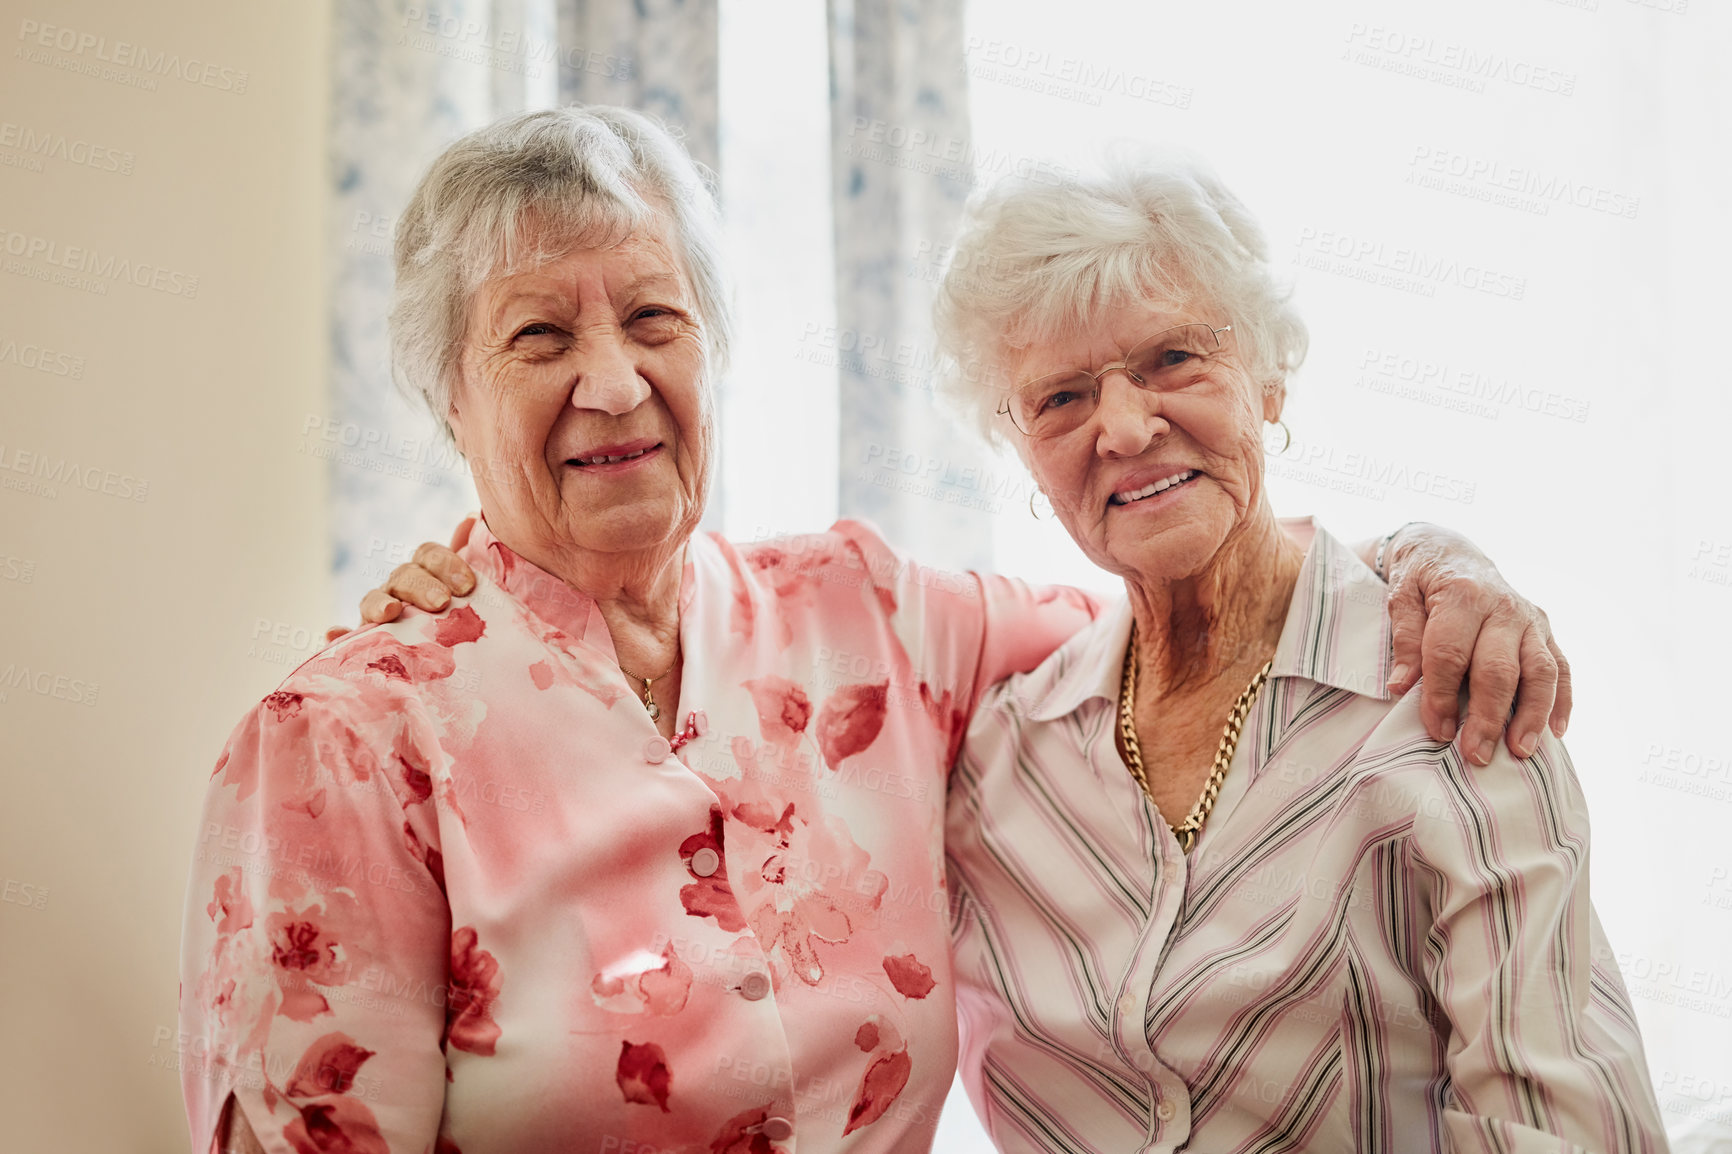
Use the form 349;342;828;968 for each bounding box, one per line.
0;3;330;1149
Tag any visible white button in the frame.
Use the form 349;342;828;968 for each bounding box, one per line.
1155;1100;1176;1122
690;847;721;877
642;736;671;764
1118;993;1139;1015
740;971;771;1001
760;1116;794;1141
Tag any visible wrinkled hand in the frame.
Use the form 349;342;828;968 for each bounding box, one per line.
1382;524;1571;766
324;517;478;642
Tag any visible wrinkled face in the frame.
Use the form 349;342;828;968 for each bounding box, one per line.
446;217;713;571
1010;297;1283;585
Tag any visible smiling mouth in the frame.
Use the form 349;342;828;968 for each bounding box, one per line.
569;444;659;467
1109;469;1198;506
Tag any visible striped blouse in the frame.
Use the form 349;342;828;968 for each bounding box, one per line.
945;525;1667;1154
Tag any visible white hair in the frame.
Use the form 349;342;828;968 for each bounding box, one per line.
933;148;1308;449
389;105;732;442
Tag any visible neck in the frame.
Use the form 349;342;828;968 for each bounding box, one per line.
503;528;688;675
1125;508;1305;699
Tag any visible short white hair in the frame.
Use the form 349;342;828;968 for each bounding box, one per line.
933;148;1307;449
389;105;732;441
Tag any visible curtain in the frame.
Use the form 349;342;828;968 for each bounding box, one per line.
827;0;996;570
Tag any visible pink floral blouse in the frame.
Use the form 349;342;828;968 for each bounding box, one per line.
179;518;1094;1154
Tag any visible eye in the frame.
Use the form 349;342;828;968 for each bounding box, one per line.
514;322;558;339
1038;389;1083;414
629;306;689;344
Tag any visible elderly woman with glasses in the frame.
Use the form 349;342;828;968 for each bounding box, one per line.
184;106;1577;1154
930;159;1666;1151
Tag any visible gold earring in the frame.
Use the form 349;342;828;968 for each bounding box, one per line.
1266;420;1291;454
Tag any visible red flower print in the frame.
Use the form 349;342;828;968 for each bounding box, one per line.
616;1040;672;1112
206;869;254;936
283;1095;389;1154
446;927;503;1056
264;691;305;721
284;1032;375;1098
815;683;888;766
919;680;969;769
882;954;936;999
527;660;554;690
680;808;745;932
402;821;446;898
843;1047;911;1136
743;676;813;744
366;654;410;681
433;605;485;647
389;728;434;807
270;918;335;972
334;633;456;684
854;1021;879;1051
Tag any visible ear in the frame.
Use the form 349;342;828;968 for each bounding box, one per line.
1261;376;1286;424
443;372;471;456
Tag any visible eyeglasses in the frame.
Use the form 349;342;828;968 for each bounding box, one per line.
996;323;1233;439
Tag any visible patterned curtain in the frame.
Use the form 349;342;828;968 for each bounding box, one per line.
326;0;718;619
827;0;993;570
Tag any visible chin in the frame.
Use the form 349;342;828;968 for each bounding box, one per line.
1106;521;1228;584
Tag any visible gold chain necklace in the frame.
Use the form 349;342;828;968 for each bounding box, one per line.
1118;622;1273;854
618;660;675;720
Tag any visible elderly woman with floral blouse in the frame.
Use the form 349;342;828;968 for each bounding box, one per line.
184;107;1572;1154
929;159;1666;1151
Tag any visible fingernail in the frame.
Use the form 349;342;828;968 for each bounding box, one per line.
455;575;475;595
1388;663;1410;688
1474;737;1496;766
1514;730;1538;759
1552;717;1568;738
431;592;450;609
1439;717;1456;742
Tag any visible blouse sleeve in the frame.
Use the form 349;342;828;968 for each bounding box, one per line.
178;681;452;1154
830;520;1100;762
1410;734;1668;1153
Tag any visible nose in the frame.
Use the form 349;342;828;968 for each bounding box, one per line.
569;329;651;415
1091;369;1166;457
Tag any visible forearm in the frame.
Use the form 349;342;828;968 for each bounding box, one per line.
1424;739;1667;1150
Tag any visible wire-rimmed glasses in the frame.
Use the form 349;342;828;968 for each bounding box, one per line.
996;323;1233;439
